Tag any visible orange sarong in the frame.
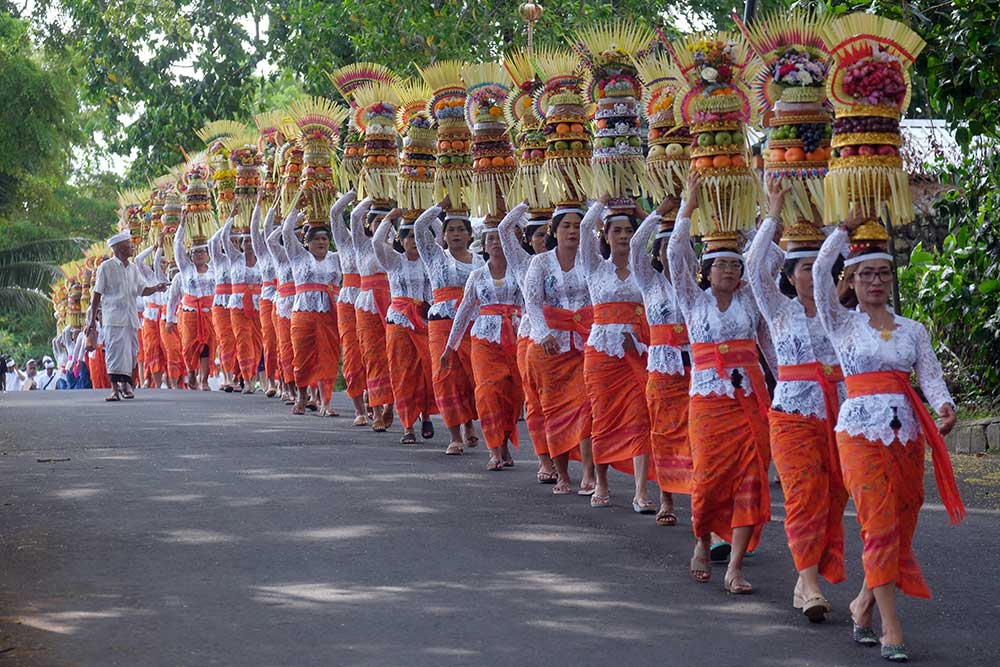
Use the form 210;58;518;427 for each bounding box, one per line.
275;314;294;384
428;318;477;428
356;307;393;405
386;322;436;429
471;337;523;451
141;311;165;376
689;390;771;553
337;301;366;398
526;343;591;460
584;345;652;477
159;317;185;381
260;298;279;382
770;409;848;583
180;296;215;374
838;431;930;597
89;346;111;389
646;370;693;494
517;337;548;457
290;308;340;389
230;297;263;383
212;305;239;377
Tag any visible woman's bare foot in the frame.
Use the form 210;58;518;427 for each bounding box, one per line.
724;567;753;594
690;540;711;583
552;477;573;495
849;593;875;629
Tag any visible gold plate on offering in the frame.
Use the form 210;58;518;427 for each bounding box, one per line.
831;132;902;148
828;155;903;170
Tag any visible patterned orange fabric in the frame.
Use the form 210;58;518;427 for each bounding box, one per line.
259;299;279;382
361;274;391;318
517;337;548;457
386;323;436;429
526;343;591;460
180;295;214;374
432;285;465;308
89;346;111;389
337;302;366;399
428;318;477;428
290;309;340;389
584;346;652;477
230;306;263;383
274;313;295;384
838;431;931;598
593;301;649;346
159;318;185;381
356;308;394;405
543;305;594;338
212;305;239;377
689;392;771;553
646;370;693;494
691;339;770;418
770;409;848;583
649;323;689;348
470;338;523;451
141;313;165;376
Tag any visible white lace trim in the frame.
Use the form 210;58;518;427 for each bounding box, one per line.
524;250;591;353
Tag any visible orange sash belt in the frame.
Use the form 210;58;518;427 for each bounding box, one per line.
182;295;214;345
846;370;966;524
361;273;390;318
543;305;594;338
480;304;522;353
232;282;262;317
691;339;770;418
277;281;295;298
389;297;428;333
779;362;846;482
649;323;689;348
433;285;466;309
342;273;361;288
593;301;649;346
215;283;233;296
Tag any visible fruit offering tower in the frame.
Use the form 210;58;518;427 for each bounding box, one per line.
461;61;516;221
668;33;762;236
532;49;593;206
196;120;247;226
737;8;833;235
288;97;349;229
353;83;401;205
822;13;925;232
222;128;264;234
634;51;691;202
329;63;400;194
418;61;474;209
253;111;286;215
574;20;655;204
276;113;304;215
503;48;548;211
180;151;218;248
116;188;148;249
394;78;437;211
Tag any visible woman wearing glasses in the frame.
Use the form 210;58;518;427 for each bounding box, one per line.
667;172;777;595
812;208;963;662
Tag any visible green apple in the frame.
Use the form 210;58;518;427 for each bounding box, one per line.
697;133;715;147
628;136;641;147
570;140;584;151
664;143;684;157
714;131;732;145
554;140;569;151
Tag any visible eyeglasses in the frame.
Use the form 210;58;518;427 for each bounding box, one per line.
855;268;894;284
712;260;743;272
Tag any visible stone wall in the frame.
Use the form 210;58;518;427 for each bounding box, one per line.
945;417;1000;454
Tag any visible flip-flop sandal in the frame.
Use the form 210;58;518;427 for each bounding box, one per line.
552;482;573;495
724;573;753;595
400;433;417;445
852;622;879;646
372;420;387;433
690;556;712;583
632;499;657;514
465;435;479;448
577;483;596;497
655;511;678;526
444;443;464;456
880;644;908;662
800;595;831;623
537;471;558;484
105;394;121;402
590;494;611;508
352;415;369;427
710;541;732;563
291;405;305;415
265;388;277;398
122;392;135;400
421;420;434;439
223;385;234;393
486;459;504;471
323;408;339;417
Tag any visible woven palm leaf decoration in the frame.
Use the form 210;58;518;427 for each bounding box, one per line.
196;120;249;225
254;110;286;215
180;150;218;248
633;51;690;202
503;48;549;210
461;61;515;220
352;82;401;204
418;60;473;208
221;127;264;235
288;96;349;228
394;78;437;211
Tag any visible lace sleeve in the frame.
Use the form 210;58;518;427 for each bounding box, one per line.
266;225;285;262
577;200;605;276
498;203;531;281
755;301;779;377
812;227;851;336
523;254;547;331
349;198;371;257
166;274;182;322
414;205;446;272
280;211;306;260
372;216;402;272
446;271;480;350
249;205;266;260
913;321;955;413
154;249;167;283
746;216;786;322
207;228;223;266
331;204;351;255
134;246;156;283
666;211;700;315
174;223;192;274
630;211;660;290
221;218;244;262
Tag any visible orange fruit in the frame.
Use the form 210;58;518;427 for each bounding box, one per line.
712;155;732;168
784;147;806;162
649;128;661;140
415;166;427;177
503;156;515;166
597;119;607;129
451;140;465;151
556;123;571;135
769;148;786;162
694;157;714;169
438;140;451;151
730;155;746;167
491;156;506;167
570;123;584;133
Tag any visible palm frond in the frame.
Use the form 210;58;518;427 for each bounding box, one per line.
0;238;87;265
0;261;66;292
0;287;53;315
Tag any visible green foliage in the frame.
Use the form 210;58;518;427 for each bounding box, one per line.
898;152;1000;408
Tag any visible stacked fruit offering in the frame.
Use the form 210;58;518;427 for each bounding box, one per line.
468;97;516;217
592;78;644;196
253;111;285;215
397;111;437;210
503;48;547;209
288;97;348;228
635;52;690;201
354;83;400;203
340;128;365;192
419;61;473;207
830;111;900;159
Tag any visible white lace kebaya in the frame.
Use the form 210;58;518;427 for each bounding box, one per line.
746;215;845;419
372;217;432;330
266;227;295;320
281;212;341;314
173;223;216;311
629;210;688;376
813;227;954;446
667;213;777;399
413;206;484;319
331;208;360;307
207;226;233;308
350;201;389;317
221;219;261;311
250;207;277;302
497;203;537;339
578;200;647;358
446;262;523;349
523;248;592;354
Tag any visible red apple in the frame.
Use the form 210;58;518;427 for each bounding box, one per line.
839;146;857;157
877;145;896;156
858;145;876;156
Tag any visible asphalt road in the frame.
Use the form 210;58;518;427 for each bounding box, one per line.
1;389;998;666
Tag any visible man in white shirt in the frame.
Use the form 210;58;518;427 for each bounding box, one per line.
87;230;168;401
4;358;24;391
20;359;39;390
37;358;61;391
